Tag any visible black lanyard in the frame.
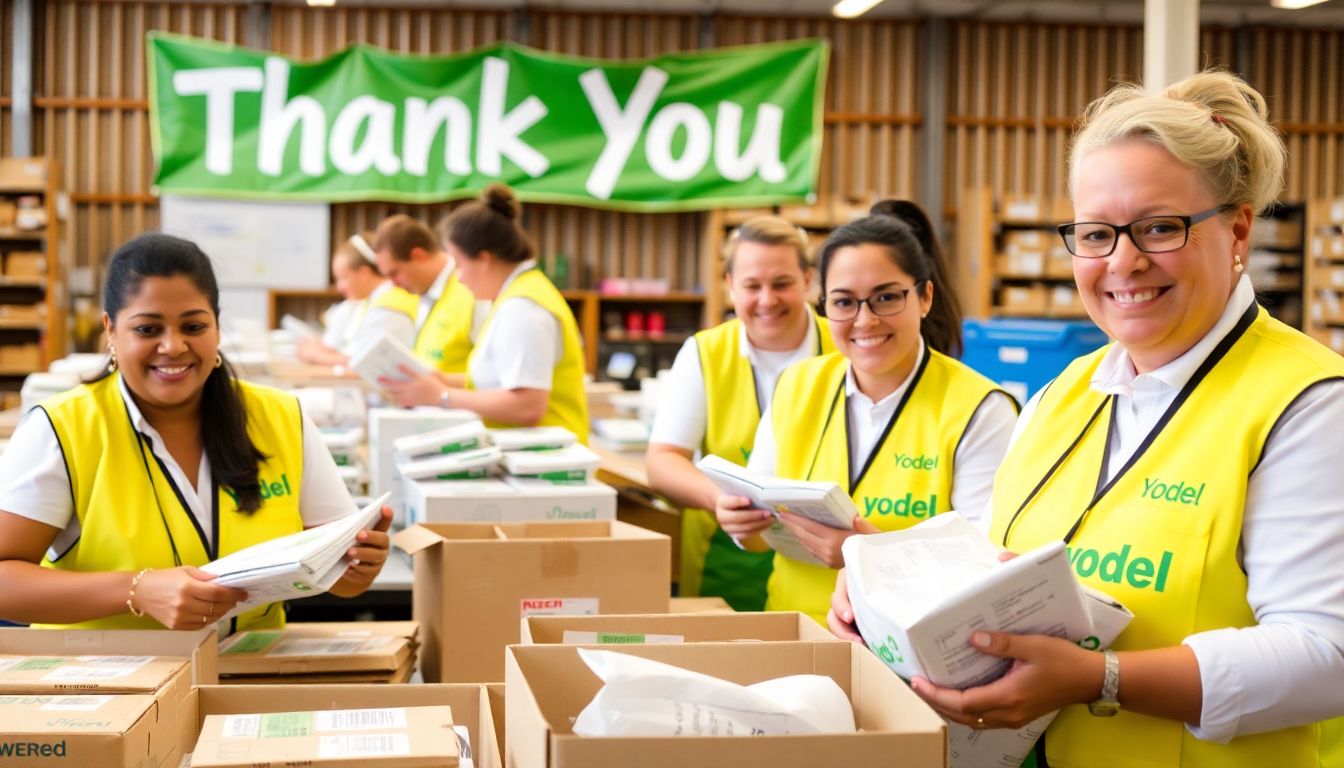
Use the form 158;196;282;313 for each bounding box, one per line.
999;302;1259;548
123;395;218;563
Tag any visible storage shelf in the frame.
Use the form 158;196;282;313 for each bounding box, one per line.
602;332;693;345
0;230;45;241
0;276;45;287
0;319;44;330
596;293;704;304
993;305;1090;320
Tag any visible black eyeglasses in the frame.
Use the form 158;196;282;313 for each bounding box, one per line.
824;282;925;321
1057;204;1235;258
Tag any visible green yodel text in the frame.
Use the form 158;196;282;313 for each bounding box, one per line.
894;452;939;471
863;493;938;519
1142;477;1206;506
223;473;293;503
1067;544;1174;593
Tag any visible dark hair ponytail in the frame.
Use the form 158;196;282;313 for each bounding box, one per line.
99;233;267;513
438;183;534;263
818;200;963;357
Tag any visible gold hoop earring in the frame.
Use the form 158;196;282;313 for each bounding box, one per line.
108;347;117;372
1233;253;1244;275
214;353;223;369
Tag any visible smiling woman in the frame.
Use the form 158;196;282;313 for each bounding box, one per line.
0;233;393;632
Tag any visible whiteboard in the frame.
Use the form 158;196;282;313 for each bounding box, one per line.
159;195;330;290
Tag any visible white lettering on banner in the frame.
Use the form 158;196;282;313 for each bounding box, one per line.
403;96;473;176
520;597;600;617
259;58;327;176
645;102;712;181
476;57;549;177
330;95;401;175
714;101;787;183
171;67;264;175
581;66;668;199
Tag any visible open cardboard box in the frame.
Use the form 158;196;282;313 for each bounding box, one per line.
520;611;832;645
0;628;217;768
191;684;500;768
395;520;669;683
504;641;947;768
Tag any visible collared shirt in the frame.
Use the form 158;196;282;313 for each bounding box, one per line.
415;260;456;332
467;260;563;391
341;281;415;353
1006;274;1344;742
749;337;1016;522
0;374;358;562
648;314;819;452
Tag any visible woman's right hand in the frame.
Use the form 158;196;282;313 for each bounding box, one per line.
132;567;248;630
714;495;774;540
827;567;865;643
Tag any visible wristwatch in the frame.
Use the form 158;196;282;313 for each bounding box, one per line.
439;389;452;408
1088;651;1121;717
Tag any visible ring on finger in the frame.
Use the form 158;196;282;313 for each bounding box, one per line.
974;716;987;730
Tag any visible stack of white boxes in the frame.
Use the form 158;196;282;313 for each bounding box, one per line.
400;423;616;525
293;387;371;499
367;406;480;528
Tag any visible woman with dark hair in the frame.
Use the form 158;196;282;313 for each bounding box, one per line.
381;184;589;442
0;233;391;631
716;201;1018;625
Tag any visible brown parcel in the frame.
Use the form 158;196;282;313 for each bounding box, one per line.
285;621;419;640
666;596;733;613
0;655;189;695
193;684;499;768
504;641;947;768
219;631;412;676
5;252;46;278
0;693;175;768
395;520;669;683
520;611;832;645
0;627;219;687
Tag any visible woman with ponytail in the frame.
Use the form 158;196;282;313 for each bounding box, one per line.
716;200;1017;625
380;184;589;441
0;233;390;631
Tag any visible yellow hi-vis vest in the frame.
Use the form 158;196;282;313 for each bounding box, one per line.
467;269;589;443
770;349;1007;624
989;305;1344;768
680;313;833;611
37;374;306;631
413;271;475;374
369;284;419;322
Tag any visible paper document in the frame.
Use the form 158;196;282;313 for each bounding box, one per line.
843;512;1093;689
487;426;577;451
281;314;323;340
397;446;502;481
347;331;430;389
201;492;390;620
501;444;601;482
696;454;858;566
393;421;488;458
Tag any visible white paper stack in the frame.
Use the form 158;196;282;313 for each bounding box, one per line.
347;330;431;390
200;492;390;619
397;446;502;481
501;444;601;484
591;418;651;450
293;387;367;429
487;426;577;451
696;454;858;566
368;407;478;525
393;420;488;458
280;314;322;340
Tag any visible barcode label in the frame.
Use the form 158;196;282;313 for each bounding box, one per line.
454;725;475;768
39;695;114;712
318;734;411;757
221;715;261;739
561;631;684;645
42;666;137;682
270;639;367;657
315;708;408;732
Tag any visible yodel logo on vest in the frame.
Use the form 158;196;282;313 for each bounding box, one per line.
1067;543;1174;593
863;493;938;519
893;452;938;471
222;473;293;503
1142;477;1206;506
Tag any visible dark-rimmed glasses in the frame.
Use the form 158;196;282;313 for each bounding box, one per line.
1057;204;1235;258
824;281;926;321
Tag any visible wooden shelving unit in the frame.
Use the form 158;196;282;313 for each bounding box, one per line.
1250;202;1306;329
1305;197;1344;355
0;157;67;407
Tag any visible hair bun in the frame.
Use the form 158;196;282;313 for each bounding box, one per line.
482;183;521;221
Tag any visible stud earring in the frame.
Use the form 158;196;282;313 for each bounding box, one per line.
108;347;117;372
214;353;223;369
1233;253;1244;275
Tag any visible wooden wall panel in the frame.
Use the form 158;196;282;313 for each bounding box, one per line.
1251;27;1344;202
269;5;512;58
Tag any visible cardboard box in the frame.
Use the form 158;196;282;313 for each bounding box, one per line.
5;252;45;279
0;629;214;768
192;684;500;768
998;284;1047;314
368;407;478;525
284;621;419;640
193;704;457;767
0;158;47;190
667;596;733;613
219;631;413;677
404;476;617;525
0;304;46;322
0;655;189;694
520;611;832;645
999;195;1045;223
504;641;947;768
0;343;41;369
395;521;670;683
1048;285;1084;314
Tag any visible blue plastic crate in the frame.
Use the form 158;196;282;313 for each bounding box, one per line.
961;319;1109;405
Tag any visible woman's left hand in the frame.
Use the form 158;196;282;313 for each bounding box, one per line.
910;631;1103;729
333;506;394;596
378;365;446;408
776;511;879;569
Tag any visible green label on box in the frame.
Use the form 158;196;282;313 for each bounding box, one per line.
261;712;312;738
436;468;488;480
333;454;351;466
519;444;567;452
533;470;587;482
439;438;480;454
223;631;282;655
13;658;66;671
596;633;647;644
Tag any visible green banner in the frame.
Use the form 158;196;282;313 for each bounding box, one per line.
148;33;828;211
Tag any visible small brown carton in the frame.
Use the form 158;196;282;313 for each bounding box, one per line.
0;693;166;767
520;611;832;645
218;630;412;677
5;252;46;278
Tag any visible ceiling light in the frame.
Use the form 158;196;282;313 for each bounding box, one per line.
1271;0;1329;8
306;0;336;6
833;0;885;19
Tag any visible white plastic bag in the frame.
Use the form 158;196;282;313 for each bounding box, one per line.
572;648;855;737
